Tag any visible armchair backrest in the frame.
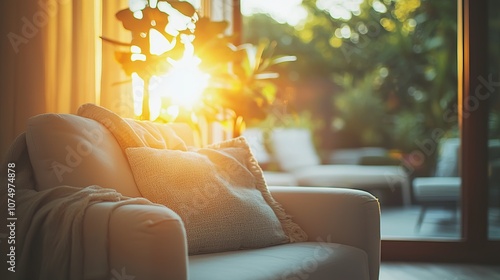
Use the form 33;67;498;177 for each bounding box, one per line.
26;113;194;197
27;113;141;197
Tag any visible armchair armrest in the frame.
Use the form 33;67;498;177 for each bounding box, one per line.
269;186;380;280
83;202;188;280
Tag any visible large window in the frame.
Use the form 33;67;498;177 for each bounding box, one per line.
238;0;500;261
241;0;462;240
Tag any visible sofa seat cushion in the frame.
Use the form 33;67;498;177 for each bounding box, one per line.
189;242;370;280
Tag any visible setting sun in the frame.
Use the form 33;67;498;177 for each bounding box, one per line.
127;0;204;121
132;52;210;121
154;55;209;109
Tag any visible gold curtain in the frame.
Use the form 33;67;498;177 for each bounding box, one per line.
0;0;129;159
44;0;100;113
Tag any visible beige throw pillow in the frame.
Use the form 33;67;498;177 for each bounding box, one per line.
125;137;307;254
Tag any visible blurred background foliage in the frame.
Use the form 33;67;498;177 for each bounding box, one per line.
242;0;459;157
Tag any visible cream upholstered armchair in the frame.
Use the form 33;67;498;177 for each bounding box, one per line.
1;104;380;280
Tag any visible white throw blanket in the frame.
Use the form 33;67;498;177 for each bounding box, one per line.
0;133;155;280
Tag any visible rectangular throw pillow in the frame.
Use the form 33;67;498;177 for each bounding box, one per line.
125;137;307;254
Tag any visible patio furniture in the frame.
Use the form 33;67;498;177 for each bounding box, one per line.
412;138;500;231
329;147;391;165
412;138;460;231
243;128;298;186
268;128;411;206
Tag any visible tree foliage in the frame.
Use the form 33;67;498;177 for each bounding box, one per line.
243;0;458;152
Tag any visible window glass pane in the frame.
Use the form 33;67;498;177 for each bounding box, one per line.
241;0;460;240
488;0;500;240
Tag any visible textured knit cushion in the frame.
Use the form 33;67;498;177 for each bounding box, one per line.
125;137;307;254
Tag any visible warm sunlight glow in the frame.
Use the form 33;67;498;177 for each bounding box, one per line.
158;2;196;36
149;86;162;120
152;55;209;110
132;72;144;117
149;28;174;55
316;0;363;20
128;0;207;121
241;0;307;27
129;0;200;12
131;45;146;61
132;55;209;121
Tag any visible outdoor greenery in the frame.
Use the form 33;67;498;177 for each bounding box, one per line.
243;0;458;158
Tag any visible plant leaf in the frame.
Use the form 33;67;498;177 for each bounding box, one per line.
254;72;280;79
100;36;132;47
271;55;297;65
